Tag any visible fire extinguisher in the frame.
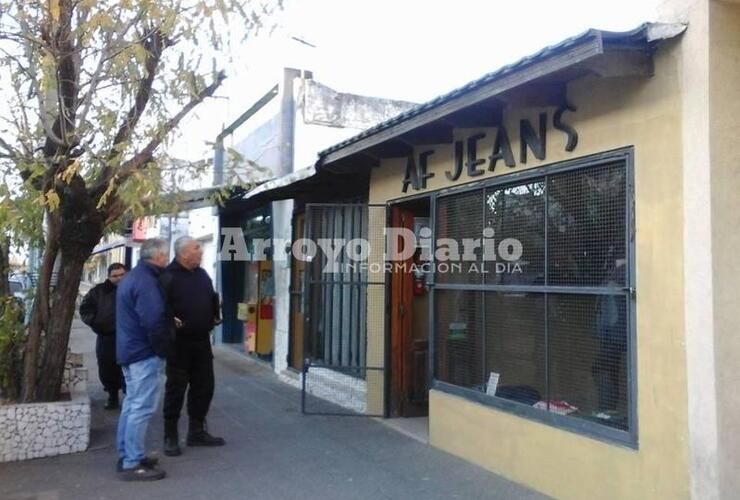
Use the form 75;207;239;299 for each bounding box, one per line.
412;268;426;296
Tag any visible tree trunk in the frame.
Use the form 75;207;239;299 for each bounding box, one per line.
22;193;104;402
35;251;90;401
21;217;59;402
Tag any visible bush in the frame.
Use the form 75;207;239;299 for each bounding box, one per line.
0;296;26;402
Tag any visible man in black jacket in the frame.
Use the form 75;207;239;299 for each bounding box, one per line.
80;263;127;409
160;236;224;456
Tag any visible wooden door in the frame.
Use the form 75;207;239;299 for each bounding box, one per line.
390;207;429;417
289;214;306;370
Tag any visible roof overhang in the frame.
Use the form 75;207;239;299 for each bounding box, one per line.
241;165;318;201
316;22;686;168
158;186;231;212
217;165;370;215
91;240;126;255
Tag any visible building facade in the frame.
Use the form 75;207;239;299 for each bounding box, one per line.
215;68;416;370
219;1;740;497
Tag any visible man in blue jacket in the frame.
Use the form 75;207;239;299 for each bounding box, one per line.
115;238;173;481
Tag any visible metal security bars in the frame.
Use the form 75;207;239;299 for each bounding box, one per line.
302;203;386;416
432;150;636;445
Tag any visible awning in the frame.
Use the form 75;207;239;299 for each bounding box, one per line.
241;165;318;201
91;239;126;255
218;164;370;215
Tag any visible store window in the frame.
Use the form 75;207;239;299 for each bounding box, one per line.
434;155;633;442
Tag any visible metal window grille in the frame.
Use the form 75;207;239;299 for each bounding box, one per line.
304;204;371;368
302;204;386;416
434;157;633;439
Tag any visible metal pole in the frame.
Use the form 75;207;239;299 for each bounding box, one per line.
301;358;309;414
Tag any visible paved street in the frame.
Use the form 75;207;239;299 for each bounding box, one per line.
0;321;546;500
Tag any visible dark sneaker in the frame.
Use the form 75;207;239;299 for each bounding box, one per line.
119;463;166;481
164;419;181;456
187;419;225;447
187;431;225;447
117;456;160;472
164;436;182;456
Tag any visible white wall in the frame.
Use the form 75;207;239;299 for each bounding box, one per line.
227;95;283;183
271;199;294;373
292;76;417;170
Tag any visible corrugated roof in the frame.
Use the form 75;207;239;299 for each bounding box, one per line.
241;165;316;200
317;22;685;162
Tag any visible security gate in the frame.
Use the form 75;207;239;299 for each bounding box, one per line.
301;203;387;416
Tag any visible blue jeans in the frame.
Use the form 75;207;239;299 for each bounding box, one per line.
117;356;165;469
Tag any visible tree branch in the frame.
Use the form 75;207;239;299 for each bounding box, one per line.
103;195;126;225
75;6;148;130
18;17;65;150
0;136;20;160
115;71;226;183
93;28;167;186
93;70;226;208
40;0;80;159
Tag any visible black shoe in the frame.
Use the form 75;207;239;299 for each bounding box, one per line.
187;419;225;447
164;419;182;456
164;436;182;456
117;456;160;472
104;393;119;410
118;463;166;481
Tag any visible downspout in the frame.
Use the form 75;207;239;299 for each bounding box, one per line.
213;133;225;344
214;136;225;186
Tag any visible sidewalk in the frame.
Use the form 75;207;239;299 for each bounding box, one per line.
0;321;547;500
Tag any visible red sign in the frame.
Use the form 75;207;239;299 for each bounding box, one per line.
132;218;148;242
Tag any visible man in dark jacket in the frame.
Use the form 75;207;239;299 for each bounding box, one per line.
161;235;224;457
115;238;173;481
80;263;127;409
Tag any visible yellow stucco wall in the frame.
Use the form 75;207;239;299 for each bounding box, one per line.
709;1;740;497
367;40;691;499
366;206;387;415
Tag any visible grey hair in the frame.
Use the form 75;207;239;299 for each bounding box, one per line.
174;235;195;257
140;238;169;261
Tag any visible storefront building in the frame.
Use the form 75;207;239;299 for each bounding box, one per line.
290;3;740;498
213;68;416;365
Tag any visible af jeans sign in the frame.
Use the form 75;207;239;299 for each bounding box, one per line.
402;104;578;192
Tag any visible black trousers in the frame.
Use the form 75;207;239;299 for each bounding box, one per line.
163;337;214;422
95;335;125;393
